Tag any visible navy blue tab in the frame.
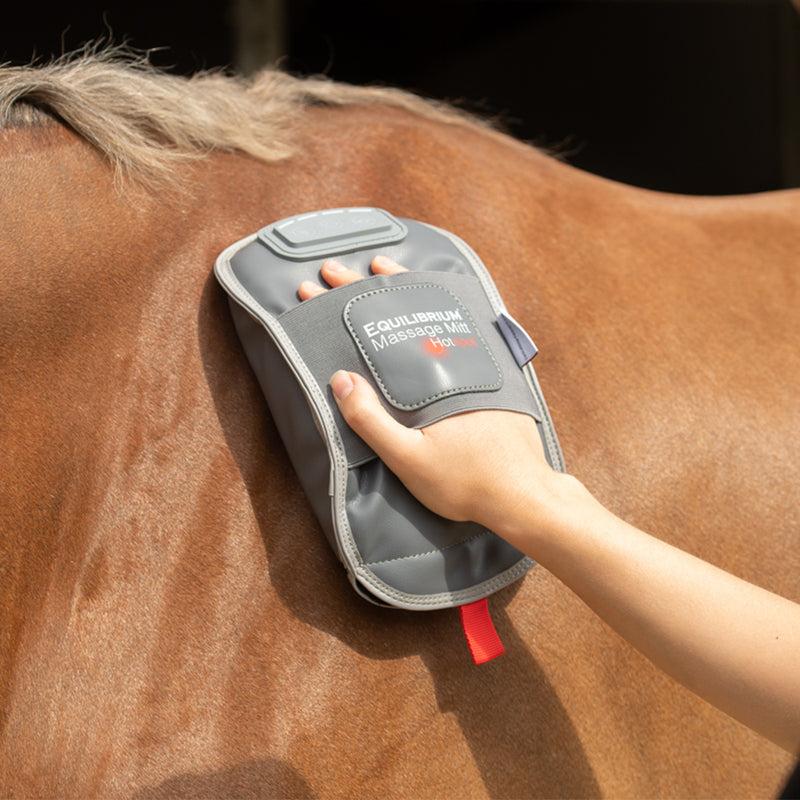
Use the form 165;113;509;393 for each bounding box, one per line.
496;311;538;367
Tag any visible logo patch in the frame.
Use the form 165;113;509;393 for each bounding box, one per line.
344;283;502;410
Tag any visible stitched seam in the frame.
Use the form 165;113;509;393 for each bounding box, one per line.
429;223;566;474
354;556;535;608
363;529;491;567
215;222;559;611
344;282;502;410
214;244;359;569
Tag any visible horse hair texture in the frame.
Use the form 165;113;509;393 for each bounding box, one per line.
0;44;483;190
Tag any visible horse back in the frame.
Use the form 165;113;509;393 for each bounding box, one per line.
1;104;797;798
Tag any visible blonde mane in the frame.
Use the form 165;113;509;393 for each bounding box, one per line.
0;45;481;188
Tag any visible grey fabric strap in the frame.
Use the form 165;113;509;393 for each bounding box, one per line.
277;270;541;467
214;208;564;610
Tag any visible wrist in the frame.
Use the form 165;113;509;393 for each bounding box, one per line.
489;469;595;558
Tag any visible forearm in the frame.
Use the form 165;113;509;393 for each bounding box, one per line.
328;369;800;751
500;473;800;753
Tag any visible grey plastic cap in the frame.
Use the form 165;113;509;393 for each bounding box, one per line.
259;207;408;261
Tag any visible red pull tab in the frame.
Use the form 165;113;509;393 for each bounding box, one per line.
459;598;505;664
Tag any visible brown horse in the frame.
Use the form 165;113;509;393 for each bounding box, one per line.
1;48;797;798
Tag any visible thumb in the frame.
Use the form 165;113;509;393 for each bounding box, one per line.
329;370;418;461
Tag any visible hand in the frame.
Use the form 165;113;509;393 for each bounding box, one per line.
298;256;800;752
330;370;555;534
298;254;406;300
298;255;556;536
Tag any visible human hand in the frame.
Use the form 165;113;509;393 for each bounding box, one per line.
298;254;406;299
301;264;800;756
330;370;555;536
299;255;558;539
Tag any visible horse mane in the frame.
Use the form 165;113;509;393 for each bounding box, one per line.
0;44;483;189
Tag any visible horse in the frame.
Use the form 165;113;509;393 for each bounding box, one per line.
1;47;797;799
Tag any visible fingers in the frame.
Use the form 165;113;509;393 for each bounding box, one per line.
297;260;361;300
297;256;407;300
370;255;407;276
319;259;365;288
330;370;419;462
298;280;326;300
323;255;406;285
